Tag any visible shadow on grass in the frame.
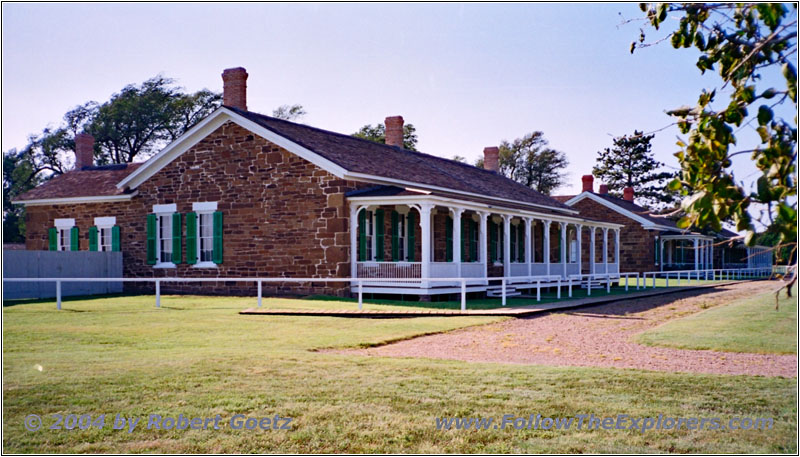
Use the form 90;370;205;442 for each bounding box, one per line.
2;293;136;307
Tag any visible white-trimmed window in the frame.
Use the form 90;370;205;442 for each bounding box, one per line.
154;204;176;267
193;202;217;267
365;210;374;261
94;217;116;252
55;218;75;251
397;213;407;261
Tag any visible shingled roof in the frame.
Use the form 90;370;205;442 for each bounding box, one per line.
558;191;680;229
228;107;573;212
14;163;142;201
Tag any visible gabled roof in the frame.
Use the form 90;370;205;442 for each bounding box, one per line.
13;163;142;205
562;191;679;231
227;108;574;213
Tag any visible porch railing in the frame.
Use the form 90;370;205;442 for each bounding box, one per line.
356;262;421;283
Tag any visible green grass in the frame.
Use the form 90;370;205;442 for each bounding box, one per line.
637;285;798;354
3;294;797;453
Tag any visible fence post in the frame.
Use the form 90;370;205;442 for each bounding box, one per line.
536;280;541;301
460;280;466;312
606;276;611;293
624;275;629;291
587;277;592;296
556;278;561;299
568;277;573;298
257;280;262;308
501;278;507;306
636;274;639;290
666;274;669;288
56;280;62;311
358;280;363;311
155;279;161;308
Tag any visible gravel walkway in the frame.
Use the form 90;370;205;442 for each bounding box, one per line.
349;282;797;377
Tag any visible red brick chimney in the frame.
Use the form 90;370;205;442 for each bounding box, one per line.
222;67;248;111
385;116;404;147
598;184;609;195
582;175;594;192
483;147;500;172
74;133;94;170
623;186;635;202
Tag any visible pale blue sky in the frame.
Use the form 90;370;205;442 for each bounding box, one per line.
2;3;793;198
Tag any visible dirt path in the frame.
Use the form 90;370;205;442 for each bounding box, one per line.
349;282;797;377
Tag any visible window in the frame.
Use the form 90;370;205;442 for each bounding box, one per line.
397;213;407;261
158;214;173;263
53;218;76;251
365;210;374;261
570;239;578;263
191;202;218;267
93;217;117;252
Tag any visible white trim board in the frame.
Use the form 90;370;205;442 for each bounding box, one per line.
12;193;137;207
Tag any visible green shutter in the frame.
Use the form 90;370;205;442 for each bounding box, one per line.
499;223;504;262
556;226;561;261
70;226;79;251
445;216;453;262
146;214;157;264
470;220;478;262
172;212;182;264
111;226;120;252
186;212;197;265
48;227;57;251
89;226;98;251
358;210;366;262
518;224;525;262
489;221;497;262
407;211;415;262
391;211;399;261
460;217;466;262
375;209;384;261
655;237;660;264
212;211;223;264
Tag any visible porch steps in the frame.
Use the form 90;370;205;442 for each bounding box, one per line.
485;285;522;298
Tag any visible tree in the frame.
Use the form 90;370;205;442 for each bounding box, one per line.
634;3;797;297
272;104;307;121
498;132;569;195
352;122;419;151
592;130;678;208
3;149;40;242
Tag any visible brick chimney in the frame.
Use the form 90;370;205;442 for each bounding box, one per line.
598;184;609;195
623;186;635;202
222;67;248;110
74;133;94;170
582;175;594;192
483;147;500;172
384;116;404;147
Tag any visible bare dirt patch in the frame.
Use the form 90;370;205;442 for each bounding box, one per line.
347;282;797;377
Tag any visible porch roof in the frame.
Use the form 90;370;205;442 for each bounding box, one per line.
347;185;621;228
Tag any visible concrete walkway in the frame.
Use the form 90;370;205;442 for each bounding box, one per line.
239;281;744;318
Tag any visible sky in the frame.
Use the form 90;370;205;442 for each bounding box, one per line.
2;3;795;202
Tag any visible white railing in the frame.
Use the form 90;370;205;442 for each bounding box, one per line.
356;262;421;283
461;262;485;278
641;267;773;288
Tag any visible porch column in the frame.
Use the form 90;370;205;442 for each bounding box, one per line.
503;215;512;279
614;228;621;273
451;207;463;278
350;205;359;280
524;217;533;277
479;211;489;281
576;224;582;275
543;220;551;276
693;238;699;271
660;238;665;272
709;242;714;269
420;203;433;288
602;227;609;274
589;226;596;274
560;222;568;278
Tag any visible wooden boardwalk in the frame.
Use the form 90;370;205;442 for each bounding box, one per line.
240;281;742;318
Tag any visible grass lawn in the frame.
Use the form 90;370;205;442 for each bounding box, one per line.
636;285;798;354
3;294;797;453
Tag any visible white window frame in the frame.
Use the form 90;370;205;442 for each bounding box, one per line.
94;216;116;252
397;213;409;262
54;218;75;251
153;204;176;268
365;210;375;261
192;202;218;268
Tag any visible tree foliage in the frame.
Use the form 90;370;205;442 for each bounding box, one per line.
272;104;307;121
593;130;678;208
3;149;40;242
634;2;797;296
352;123;419;151
494;131;569;195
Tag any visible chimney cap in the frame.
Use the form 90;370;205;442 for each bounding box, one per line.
221;67;248;111
581;174;594;193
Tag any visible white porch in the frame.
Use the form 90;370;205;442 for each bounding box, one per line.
348;196;622;296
